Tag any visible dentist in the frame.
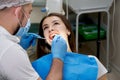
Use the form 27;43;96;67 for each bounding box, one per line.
0;0;67;80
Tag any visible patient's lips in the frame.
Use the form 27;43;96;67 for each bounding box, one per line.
49;34;55;40
49;33;57;40
49;31;59;41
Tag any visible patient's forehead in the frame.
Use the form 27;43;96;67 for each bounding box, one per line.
44;16;63;23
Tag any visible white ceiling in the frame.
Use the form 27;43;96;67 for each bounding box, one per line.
33;0;46;7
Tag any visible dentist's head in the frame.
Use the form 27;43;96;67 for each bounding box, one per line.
0;0;34;35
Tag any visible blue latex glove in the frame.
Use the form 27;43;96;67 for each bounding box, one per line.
19;33;41;50
51;35;67;62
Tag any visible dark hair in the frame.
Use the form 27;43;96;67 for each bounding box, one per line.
37;13;76;58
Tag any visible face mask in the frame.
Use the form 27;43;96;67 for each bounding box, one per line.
16;19;31;37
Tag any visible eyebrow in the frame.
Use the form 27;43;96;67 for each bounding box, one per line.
52;20;59;23
42;24;48;28
42;20;60;28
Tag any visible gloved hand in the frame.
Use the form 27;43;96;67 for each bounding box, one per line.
19;33;40;50
51;35;67;62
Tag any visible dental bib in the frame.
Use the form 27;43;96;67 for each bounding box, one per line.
32;52;98;80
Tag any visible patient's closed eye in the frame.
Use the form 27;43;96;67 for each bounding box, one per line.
54;22;59;25
53;22;60;27
43;25;49;30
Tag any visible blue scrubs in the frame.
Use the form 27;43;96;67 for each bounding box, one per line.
32;52;98;80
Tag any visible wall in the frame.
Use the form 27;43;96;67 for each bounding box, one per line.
109;0;120;73
30;7;47;23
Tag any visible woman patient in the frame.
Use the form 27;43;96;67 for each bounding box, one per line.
32;13;108;80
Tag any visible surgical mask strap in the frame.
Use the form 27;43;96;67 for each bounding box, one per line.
17;8;29;27
21;8;29;20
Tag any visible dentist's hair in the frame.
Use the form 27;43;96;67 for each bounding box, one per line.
37;13;76;58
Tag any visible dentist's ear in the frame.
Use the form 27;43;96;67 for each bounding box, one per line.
14;7;22;18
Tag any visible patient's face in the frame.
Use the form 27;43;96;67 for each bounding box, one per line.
42;16;70;45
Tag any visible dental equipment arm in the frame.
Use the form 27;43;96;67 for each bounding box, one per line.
41;0;65;15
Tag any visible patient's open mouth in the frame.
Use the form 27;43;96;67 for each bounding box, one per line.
49;34;56;40
49;31;59;41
